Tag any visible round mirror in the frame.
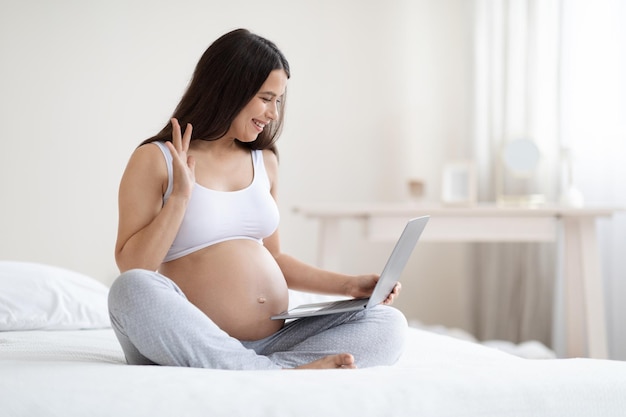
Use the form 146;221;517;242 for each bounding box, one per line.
502;138;540;176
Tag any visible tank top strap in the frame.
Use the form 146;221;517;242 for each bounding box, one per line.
152;141;174;203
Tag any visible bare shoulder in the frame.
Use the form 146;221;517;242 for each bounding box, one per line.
120;142;168;196
261;148;278;170
261;149;279;182
124;143;166;177
127;142;165;169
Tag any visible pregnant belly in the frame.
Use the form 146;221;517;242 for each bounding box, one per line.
159;239;289;341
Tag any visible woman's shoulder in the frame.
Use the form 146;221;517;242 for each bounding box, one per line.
259;149;278;185
131;141;169;163
259;149;278;169
259;148;278;164
122;142;169;183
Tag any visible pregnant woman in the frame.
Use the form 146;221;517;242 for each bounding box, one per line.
108;28;407;370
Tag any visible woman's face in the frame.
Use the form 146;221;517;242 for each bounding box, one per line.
228;69;288;143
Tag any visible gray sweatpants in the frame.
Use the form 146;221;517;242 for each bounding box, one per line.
108;269;408;370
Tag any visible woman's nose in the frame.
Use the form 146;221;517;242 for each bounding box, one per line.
267;101;279;120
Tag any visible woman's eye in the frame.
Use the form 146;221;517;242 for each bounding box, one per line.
261;97;271;102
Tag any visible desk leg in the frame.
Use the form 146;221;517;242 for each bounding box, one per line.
317;219;341;270
563;218;608;359
579;218;609;359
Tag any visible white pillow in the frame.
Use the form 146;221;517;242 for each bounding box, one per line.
0;261;110;331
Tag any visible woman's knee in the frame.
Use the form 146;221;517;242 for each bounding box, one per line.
109;269;152;305
369;306;408;352
369;305;407;326
351;306;407;367
108;269;178;313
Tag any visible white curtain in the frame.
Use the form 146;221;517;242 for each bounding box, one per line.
559;0;626;360
470;0;562;346
471;0;626;359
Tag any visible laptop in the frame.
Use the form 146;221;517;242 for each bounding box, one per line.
271;215;429;320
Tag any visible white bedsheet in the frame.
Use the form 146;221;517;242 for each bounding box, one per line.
1;328;625;417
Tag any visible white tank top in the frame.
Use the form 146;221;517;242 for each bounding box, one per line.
153;141;280;262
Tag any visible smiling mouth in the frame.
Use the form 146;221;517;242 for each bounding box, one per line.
253;119;268;130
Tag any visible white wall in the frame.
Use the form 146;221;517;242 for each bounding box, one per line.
0;0;473;329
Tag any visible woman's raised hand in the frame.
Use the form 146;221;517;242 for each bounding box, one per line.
165;118;196;200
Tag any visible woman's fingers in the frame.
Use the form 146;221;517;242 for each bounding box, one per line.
383;282;402;305
171;118;182;150
171;117;193;152
171;118;192;153
182;122;192;152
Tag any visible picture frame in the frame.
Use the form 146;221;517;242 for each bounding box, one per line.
441;161;477;205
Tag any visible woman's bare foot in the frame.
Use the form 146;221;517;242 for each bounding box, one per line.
292;353;356;370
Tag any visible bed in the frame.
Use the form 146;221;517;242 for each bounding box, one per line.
2;261;625;417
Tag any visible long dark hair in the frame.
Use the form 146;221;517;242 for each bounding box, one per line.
141;28;290;154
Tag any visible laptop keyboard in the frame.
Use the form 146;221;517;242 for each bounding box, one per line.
321;298;368;311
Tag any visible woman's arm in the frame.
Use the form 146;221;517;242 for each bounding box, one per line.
261;150;400;303
264;230;356;295
115;120;195;272
264;222;400;302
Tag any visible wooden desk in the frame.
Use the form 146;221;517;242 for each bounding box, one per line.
293;202;618;359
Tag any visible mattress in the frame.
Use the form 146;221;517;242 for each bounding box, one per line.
1;261;625;416
2;327;626;417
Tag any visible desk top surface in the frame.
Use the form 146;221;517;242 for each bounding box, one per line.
293;202;623;218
